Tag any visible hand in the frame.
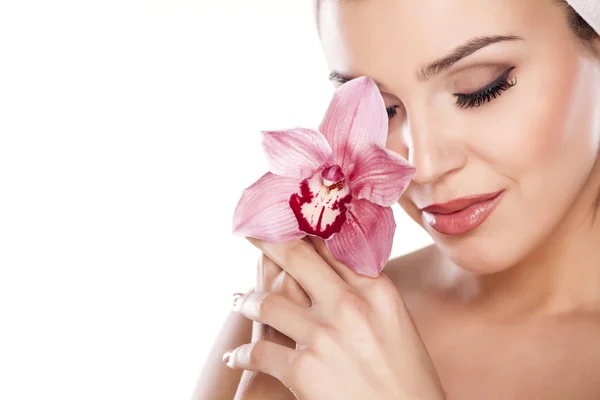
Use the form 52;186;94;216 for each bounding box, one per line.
233;252;311;400
224;237;446;400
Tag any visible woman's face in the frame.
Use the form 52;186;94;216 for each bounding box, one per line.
319;0;600;273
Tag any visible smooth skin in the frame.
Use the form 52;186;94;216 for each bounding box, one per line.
196;0;600;398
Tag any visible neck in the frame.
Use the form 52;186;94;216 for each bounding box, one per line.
457;165;600;319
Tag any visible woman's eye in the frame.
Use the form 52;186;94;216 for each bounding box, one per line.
454;66;517;109
386;106;399;119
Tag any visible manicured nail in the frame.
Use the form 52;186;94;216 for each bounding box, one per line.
222;351;233;364
232;293;243;307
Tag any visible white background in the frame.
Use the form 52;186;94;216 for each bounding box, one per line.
0;1;432;399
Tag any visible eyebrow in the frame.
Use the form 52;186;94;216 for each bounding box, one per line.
328;34;524;84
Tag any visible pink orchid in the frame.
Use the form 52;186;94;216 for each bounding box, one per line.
232;77;415;277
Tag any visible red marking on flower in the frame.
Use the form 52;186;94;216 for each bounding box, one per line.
289;169;352;240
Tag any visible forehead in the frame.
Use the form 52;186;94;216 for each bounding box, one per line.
318;0;565;82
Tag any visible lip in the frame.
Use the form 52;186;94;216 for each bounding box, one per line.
421;191;505;236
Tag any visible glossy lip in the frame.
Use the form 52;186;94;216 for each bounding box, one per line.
421;191;505;236
420;191;503;214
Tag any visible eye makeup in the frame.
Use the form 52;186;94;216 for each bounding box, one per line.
453;66;517;109
384;66;518;120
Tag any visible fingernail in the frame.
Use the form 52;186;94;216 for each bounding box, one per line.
222;351;233;364
232;293;243;307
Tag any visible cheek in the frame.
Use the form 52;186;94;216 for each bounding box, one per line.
385;119;424;222
385;125;407;157
482;95;568;178
469;57;600;188
385;114;411;162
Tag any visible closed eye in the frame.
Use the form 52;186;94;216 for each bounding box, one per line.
453;66;517;109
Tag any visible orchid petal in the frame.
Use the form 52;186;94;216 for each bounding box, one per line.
319;77;388;169
289;170;352;240
350;144;415;207
326;199;395;277
262;128;333;179
232;172;305;242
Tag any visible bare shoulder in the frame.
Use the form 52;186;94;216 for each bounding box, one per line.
383;244;443;292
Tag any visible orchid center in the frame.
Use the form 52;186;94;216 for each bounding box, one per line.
289;164;352;240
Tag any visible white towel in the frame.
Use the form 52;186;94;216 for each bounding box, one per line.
566;0;600;34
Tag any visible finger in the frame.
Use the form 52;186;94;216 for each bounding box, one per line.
255;321;295;349
262;253;310;307
254;254;278;340
272;270;311;308
254;256;295;347
247;237;347;303
306;241;404;311
307;236;370;288
234;291;317;344
256;253;282;292
223;340;298;388
262;253;311;348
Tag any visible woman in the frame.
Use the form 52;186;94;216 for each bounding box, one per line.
196;0;600;398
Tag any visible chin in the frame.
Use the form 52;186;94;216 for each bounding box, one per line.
401;197;551;274
420;206;543;275
433;234;525;275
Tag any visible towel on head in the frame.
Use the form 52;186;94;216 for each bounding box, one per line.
566;0;600;34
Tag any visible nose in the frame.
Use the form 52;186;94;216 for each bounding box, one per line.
406;114;467;185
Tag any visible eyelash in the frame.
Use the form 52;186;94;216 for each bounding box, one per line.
454;66;517;109
386;106;399;119
385;66;518;119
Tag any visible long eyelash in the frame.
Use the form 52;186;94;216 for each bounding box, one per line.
454;67;517;109
386;106;399;119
